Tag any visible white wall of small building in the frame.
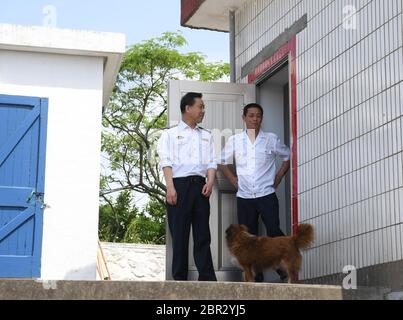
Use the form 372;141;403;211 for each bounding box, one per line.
0;50;104;280
234;0;403;280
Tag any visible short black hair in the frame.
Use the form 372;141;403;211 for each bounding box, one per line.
180;92;202;113
243;103;264;116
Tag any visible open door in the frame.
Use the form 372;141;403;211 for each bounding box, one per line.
167;80;255;281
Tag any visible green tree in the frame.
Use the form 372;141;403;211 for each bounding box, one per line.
124;198;166;244
100;31;229;205
99;31;229;244
99;190;139;242
99;191;165;244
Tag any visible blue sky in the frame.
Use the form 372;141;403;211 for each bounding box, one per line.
0;0;229;62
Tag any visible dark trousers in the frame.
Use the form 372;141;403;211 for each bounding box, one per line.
237;192;286;282
167;176;217;281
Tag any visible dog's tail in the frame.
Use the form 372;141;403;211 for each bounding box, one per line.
293;224;314;249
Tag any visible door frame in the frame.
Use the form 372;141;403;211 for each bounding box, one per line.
33;96;48;278
247;36;298;235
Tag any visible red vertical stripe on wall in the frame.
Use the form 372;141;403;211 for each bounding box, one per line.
289;37;298;236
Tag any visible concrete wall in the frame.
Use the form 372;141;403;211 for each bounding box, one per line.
0;50;104;280
234;0;403;281
101;243;165;281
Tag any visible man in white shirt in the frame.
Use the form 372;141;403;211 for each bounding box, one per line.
219;103;290;282
157;92;217;281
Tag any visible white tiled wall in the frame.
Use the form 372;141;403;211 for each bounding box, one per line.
235;0;403;280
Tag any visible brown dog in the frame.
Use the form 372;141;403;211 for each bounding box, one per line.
225;224;314;283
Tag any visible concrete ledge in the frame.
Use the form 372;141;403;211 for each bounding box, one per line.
0;280;342;300
386;291;403;300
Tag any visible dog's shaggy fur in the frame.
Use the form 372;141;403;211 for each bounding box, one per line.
225;224;314;283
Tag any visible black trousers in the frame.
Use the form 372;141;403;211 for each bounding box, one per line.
237;192;286;282
167;176;217;281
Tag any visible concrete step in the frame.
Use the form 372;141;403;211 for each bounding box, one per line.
385;291;403;300
342;286;391;300
0;279;342;300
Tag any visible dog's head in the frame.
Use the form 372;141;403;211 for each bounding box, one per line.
225;224;248;243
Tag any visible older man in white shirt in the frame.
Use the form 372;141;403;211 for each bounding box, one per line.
157;92;217;281
219;103;290;282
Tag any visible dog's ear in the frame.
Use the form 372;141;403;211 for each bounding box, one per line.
225;225;235;241
226;224;234;233
240;224;248;232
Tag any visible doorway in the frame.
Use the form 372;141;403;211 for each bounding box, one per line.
257;62;292;281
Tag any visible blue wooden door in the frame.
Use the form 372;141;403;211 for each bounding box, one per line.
0;94;48;278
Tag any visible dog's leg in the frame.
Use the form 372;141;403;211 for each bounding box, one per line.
242;265;255;282
285;254;301;284
287;269;300;284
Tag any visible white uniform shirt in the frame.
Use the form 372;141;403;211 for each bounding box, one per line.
157;120;217;178
220;130;290;199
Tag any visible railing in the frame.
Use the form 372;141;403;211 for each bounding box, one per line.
97;239;112;280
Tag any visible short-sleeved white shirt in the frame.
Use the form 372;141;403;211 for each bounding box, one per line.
157;120;217;178
220;130;290;199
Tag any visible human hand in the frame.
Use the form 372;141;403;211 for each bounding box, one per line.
230;176;238;190
202;182;214;198
166;186;177;205
274;174;282;189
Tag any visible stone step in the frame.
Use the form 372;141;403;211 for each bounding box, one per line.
385;291;403;300
0;279;342;300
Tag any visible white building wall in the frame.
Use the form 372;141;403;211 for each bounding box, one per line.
234;0;403;280
0;50;104;280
